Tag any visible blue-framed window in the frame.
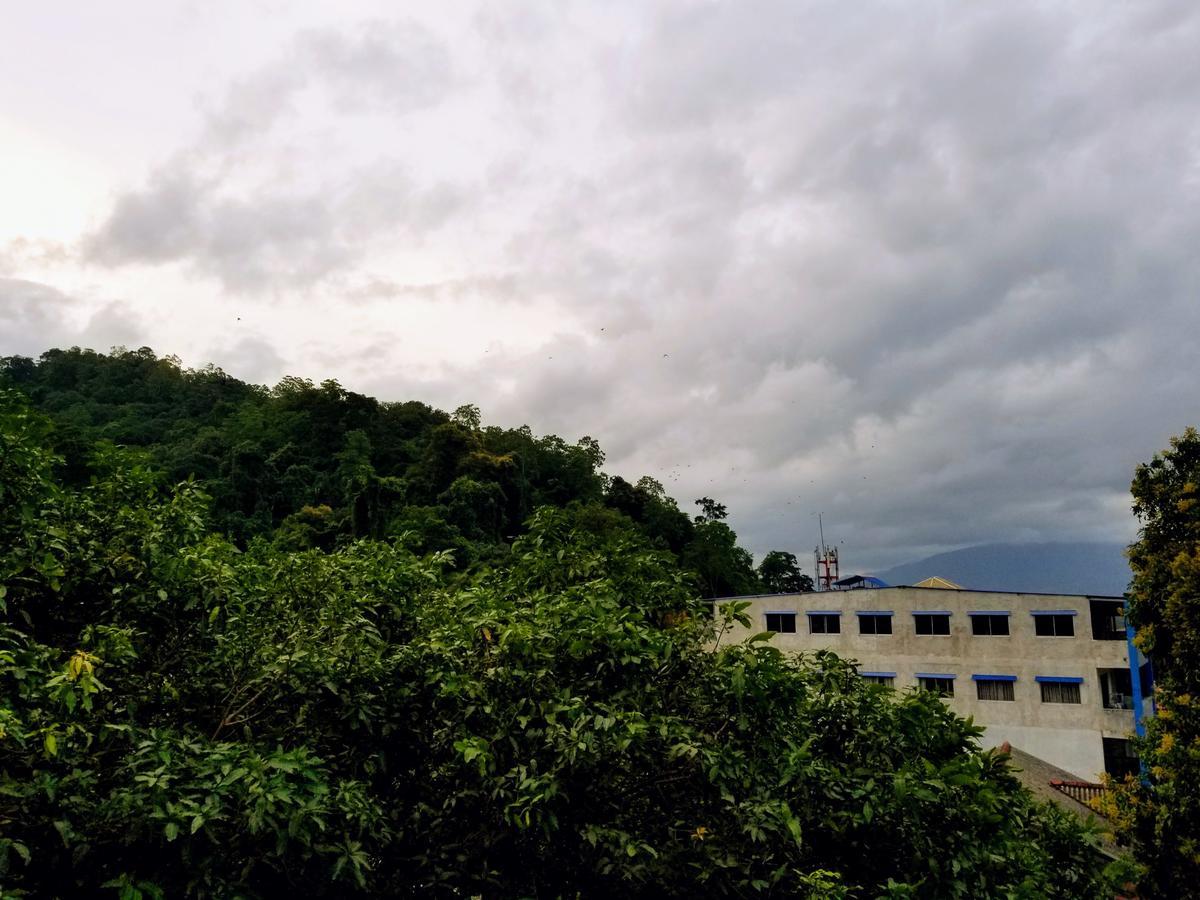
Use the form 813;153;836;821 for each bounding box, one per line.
764;611;796;633
914;611;951;635
1032;610;1076;637
807;611;841;634
916;673;955;696
1036;675;1083;704
856;611;893;635
861;671;896;687
968;611;1010;636
973;674;1017;701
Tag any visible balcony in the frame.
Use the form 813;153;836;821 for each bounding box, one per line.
1098;667;1134;710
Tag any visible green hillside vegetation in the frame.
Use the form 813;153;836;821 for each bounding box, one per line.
1;347;778;597
0;350;1127;896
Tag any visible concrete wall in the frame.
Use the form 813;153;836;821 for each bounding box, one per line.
716;586;1136;780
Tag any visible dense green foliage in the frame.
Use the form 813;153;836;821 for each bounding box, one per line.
1109;426;1200;895
757;551;815;594
0;385;1124;897
0;347;765;596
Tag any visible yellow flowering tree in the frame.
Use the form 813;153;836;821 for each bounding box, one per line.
1112;427;1200;894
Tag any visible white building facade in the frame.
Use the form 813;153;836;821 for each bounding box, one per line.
716;586;1152;781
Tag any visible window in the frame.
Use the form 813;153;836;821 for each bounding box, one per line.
1090;599;1126;640
974;676;1016;701
1039;680;1082;704
1103;738;1140;778
862;672;895;687
808;613;840;634
1033;613;1075;637
1099;668;1134;709
858;613;893;635
917;675;954;696
970;614;1010;636
765;612;796;633
914;613;951;635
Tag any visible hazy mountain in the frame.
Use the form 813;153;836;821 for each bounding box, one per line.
873;542;1130;596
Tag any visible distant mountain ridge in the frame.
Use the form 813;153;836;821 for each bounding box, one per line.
873;542;1131;596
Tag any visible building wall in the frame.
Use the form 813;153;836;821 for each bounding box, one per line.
716;586;1137;780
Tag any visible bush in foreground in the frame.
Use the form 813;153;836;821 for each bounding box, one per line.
0;392;1120;896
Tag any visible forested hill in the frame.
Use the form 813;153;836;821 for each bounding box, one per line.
0;346;786;597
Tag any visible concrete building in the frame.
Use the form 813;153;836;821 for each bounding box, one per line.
716;585;1152;781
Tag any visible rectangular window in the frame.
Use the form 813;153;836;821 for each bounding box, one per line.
1033;613;1075;637
975;678;1016;701
858;613;893;635
1089;599;1126;640
808;613;840;634
970;614;1010;636
918;675;954;696
1103;737;1140;778
1040;681;1082;704
862;672;895;687
765;612;796;633
914;613;951;635
1098;668;1134;709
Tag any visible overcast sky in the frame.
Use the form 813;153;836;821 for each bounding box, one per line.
2;1;1198;571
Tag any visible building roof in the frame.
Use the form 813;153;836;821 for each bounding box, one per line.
913;575;963;589
833;574;890;588
712;585;1125;601
1002;745;1121;859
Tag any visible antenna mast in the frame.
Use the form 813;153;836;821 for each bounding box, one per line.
814;514;840;592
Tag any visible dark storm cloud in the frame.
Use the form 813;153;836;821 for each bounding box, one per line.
364;0;1200;568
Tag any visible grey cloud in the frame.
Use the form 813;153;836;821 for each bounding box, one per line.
87;170;211;265
34;1;1200;572
0;278;75;343
206;336;287;386
342;272;522;304
352;1;1200;569
85;161;463;291
296;20;455;114
203;20;457;148
0;278;143;357
85;20;462;291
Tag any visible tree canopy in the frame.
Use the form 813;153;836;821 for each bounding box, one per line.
0;385;1124;897
0;347;805;598
1107;426;1200;895
758;551;815;594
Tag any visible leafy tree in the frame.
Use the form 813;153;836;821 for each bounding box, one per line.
452;403;482;431
758;550;814;594
1107;427;1200;894
683;520;763;599
0;348;761;593
694;496;728;523
604;476;694;554
274;504;341;552
0;391;1125;897
438;475;505;542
